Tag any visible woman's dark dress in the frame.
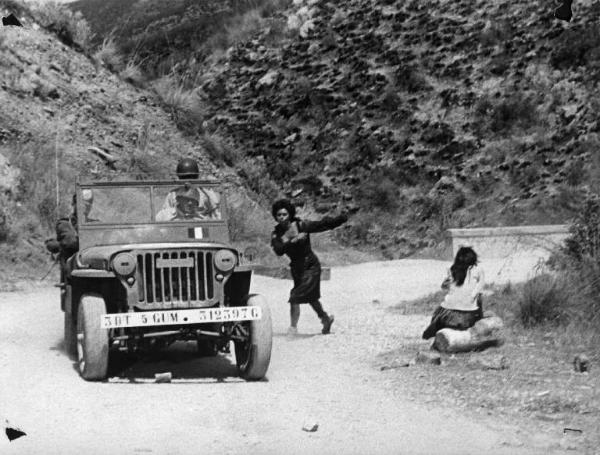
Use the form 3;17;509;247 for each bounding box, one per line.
271;215;347;304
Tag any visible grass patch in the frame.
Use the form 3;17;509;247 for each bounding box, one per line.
153;76;205;135
93;37;123;71
519;272;568;327
119;59;146;87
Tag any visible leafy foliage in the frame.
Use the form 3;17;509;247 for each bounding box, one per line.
31;1;93;50
562;194;600;262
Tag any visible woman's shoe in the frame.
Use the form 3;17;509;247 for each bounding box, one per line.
321;315;334;334
287;326;298;336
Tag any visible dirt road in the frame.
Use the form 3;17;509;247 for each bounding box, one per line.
0;259;569;454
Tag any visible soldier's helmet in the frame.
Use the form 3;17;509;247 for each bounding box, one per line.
176;158;200;179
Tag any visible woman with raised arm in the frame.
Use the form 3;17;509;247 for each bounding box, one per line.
422;246;484;340
271;199;347;336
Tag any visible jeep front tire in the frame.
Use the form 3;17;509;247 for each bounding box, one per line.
76;295;109;381
234;295;272;381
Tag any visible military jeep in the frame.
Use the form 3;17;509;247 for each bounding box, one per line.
61;179;272;381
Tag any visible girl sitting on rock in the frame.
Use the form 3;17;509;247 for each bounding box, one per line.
422;246;484;340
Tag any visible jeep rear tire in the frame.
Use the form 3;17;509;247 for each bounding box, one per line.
234;295;272;381
76;295;109;381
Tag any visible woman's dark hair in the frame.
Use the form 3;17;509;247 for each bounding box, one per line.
271;199;296;221
450;246;478;286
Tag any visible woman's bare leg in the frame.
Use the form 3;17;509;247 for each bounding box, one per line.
290;304;300;328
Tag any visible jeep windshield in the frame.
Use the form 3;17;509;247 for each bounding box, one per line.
79;183;223;225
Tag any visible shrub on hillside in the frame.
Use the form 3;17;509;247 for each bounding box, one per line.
517;258;600;331
153;77;205;135
479;20;513;48
474;92;537;133
2;140;74;232
561;194;600;262
380;86;401;112
0;194;13;242
202;2;289;54
119;60;145;87
565;159;587;187
522;194;600;330
237;157;280;201
356;176;398;210
31;1;93;50
550;24;600;70
199;133;241;167
490;95;536;132
339;211;379;245
519;272;568;327
395;65;430;93
93;37;123;72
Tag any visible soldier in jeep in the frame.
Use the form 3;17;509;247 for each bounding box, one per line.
156;158;220;221
45;189;95;277
156;186;210;221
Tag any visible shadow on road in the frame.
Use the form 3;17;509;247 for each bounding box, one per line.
273;332;319;339
111;342;240;381
52;339;242;382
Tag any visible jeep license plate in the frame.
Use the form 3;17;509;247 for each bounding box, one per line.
100;306;262;329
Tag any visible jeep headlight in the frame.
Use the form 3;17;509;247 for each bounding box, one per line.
214;249;236;272
112;252;136;276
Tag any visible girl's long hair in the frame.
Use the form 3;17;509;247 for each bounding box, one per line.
450;246;478;286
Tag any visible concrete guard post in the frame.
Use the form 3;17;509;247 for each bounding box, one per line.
447;225;571;284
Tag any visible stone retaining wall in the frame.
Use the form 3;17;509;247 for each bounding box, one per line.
447;225;571;283
448;225;570;260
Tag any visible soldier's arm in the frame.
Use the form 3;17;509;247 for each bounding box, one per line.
56;219;79;255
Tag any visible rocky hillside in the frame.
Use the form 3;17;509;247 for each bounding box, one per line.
0;1;271;281
73;0;600;259
68;0;267;77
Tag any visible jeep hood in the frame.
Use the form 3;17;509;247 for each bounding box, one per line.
77;242;236;268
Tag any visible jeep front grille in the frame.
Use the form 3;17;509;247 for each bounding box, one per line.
136;251;214;304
